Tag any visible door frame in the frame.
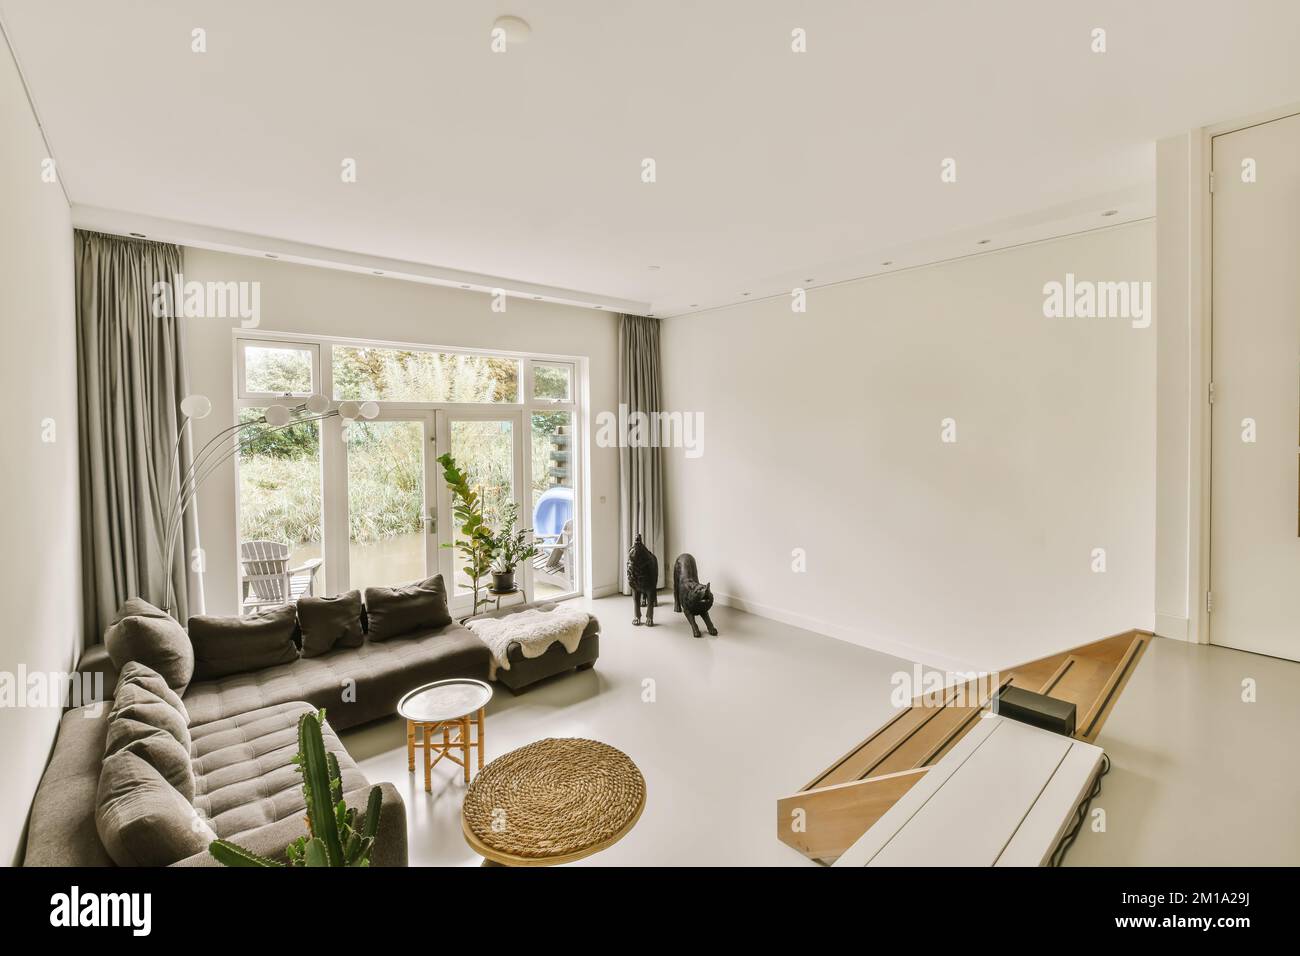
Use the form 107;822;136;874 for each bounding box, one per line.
326;409;439;595
438;408;527;617
1201;102;1300;650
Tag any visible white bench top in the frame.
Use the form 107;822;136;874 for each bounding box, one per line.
833;714;1103;867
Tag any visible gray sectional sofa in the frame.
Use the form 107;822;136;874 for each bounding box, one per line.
23;581;599;868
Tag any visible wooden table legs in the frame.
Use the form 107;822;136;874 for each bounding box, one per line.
406;708;486;793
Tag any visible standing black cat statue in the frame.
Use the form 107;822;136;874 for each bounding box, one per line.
672;553;718;638
626;533;659;627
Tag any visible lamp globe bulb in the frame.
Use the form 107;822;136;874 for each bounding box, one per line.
337;401;362;421
305;394;331;415
180;395;212;420
359;401;380;420
263;405;292;427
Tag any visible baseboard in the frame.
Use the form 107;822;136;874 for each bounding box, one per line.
590;582;621;599
710;589;986;674
1155;613;1190;642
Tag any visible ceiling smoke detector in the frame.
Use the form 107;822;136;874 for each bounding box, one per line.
492;16;532;44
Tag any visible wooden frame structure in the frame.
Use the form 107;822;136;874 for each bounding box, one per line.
776;629;1151;863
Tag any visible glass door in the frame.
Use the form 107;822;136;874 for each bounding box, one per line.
342;411;438;593
438;412;523;616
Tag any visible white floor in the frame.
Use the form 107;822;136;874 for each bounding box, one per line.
339;595;1300;866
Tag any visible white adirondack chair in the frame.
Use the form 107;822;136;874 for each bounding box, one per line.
532;519;573;592
239;540;322;614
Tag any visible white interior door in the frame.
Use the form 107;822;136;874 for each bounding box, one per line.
341;411;438;594
1210;112;1300;661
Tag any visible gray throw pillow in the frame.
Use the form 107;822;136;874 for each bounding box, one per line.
297;590;365;658
104;599;195;694
363;574;452;641
115;660;189;723
188;604;300;681
96;751;216;866
109;683;191;751
105;716;196;802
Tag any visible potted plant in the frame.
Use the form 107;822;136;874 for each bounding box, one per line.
436;453;495;614
488;499;539;593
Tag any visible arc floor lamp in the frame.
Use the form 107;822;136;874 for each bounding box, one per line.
158;393;379;615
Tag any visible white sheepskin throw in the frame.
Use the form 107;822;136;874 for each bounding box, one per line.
466;606;590;673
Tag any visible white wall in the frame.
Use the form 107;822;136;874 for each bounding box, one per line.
0;34;79;865
662;223;1156;672
1153;133;1207;643
181;249;622;615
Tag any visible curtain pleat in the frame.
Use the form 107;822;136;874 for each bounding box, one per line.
76;231;197;642
618;314;666;591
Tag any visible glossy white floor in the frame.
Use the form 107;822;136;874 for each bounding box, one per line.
339;596;1300;866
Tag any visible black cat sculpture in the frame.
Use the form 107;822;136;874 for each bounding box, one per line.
626;533;659;627
673;553;718;638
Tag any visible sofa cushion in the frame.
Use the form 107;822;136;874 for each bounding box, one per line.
104;598;194;694
363;574;451;641
182;622;491;729
109;683;191;750
23;704;114;867
188;605;300;681
104;717;196;802
116;660;188;722
190;701;368;840
95;751;216;866
298;590;365;658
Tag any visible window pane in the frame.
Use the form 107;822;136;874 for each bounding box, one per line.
346;420;426;591
449;419;515;595
333;346;519;403
532;362;572;402
531;411;575;597
237;408;322;597
243;345;313;395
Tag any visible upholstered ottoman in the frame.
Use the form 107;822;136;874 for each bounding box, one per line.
464;601;599;694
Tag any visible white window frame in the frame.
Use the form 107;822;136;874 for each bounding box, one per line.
231;330;587;607
529;359;576;404
236;338;320;400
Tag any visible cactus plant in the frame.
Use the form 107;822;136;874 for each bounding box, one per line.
208;709;384;867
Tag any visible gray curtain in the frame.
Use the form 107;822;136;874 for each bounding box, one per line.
618;314;666;591
76;231;198;642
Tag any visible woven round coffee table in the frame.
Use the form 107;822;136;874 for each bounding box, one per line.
461;737;646;866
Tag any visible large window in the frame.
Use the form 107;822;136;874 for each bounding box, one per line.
333;346;519;403
239;342;316;397
233;334;582;610
236;408;322;569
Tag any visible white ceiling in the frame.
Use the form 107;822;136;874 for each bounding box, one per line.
5;1;1300;316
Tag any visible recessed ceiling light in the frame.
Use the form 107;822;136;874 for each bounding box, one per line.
1101;209;1119;217
492;15;531;43
128;232;146;238
648;265;661;271
533;296;543;300
881;261;893;266
372;270;384;275
741;292;751;296
264;253;279;259
804;278;813;283
976;239;991;245
459;284;471;289
689;304;699;308
595;305;604;310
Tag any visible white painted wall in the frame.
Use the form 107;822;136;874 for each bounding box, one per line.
1153;133;1208;643
0;34;79;865
181;249;623;615
662;223;1156;672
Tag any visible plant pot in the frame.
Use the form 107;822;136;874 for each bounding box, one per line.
491;571;515;592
